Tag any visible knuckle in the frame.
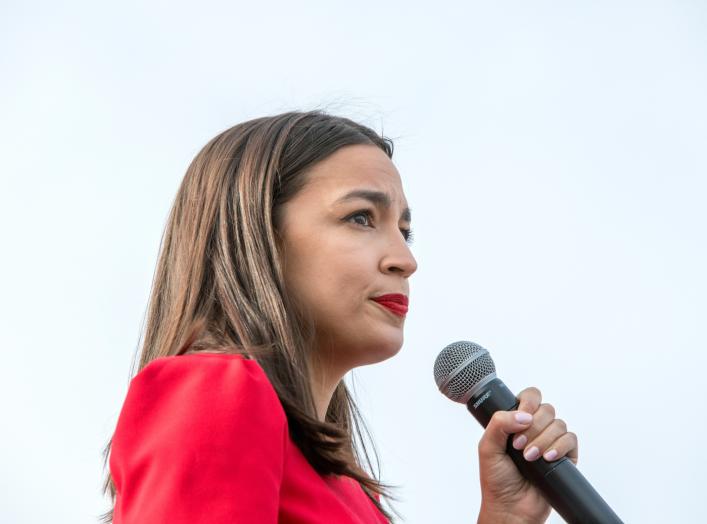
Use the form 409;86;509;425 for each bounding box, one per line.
540;403;556;418
554;418;567;432
522;386;542;400
489;410;506;425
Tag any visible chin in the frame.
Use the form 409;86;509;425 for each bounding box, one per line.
317;320;405;368
359;333;404;365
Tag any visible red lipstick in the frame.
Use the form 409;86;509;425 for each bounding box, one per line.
371;294;409;317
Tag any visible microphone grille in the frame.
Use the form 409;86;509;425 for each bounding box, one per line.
433;341;497;403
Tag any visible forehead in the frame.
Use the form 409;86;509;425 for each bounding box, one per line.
302;144;407;203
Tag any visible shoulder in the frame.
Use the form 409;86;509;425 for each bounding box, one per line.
134;351;271;388
131;352;280;405
114;352;287;451
110;352;290;521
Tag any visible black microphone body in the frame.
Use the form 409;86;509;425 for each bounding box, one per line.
468;377;623;524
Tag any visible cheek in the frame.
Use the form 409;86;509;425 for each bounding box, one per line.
286;247;370;318
315;261;371;318
285;246;404;364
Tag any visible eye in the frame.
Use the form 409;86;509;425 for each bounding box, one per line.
345;210;414;245
346;210;374;227
401;227;414;245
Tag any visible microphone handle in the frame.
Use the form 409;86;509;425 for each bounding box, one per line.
467;378;623;524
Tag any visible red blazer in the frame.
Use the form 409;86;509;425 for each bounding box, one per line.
110;352;389;523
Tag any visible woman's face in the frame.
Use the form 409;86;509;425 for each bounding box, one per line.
277;144;417;375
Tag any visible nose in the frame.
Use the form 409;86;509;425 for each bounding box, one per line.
380;234;418;278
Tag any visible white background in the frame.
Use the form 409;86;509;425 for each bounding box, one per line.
2;1;705;522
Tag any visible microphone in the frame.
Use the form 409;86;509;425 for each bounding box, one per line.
433;341;623;524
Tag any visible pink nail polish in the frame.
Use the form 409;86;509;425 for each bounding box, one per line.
512;435;527;450
544;449;558;461
524;446;540;461
515;412;532;424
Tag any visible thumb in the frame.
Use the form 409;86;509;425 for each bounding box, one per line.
478;410;533;461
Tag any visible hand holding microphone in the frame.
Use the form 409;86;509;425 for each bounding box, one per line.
477;386;577;524
434;341;622;524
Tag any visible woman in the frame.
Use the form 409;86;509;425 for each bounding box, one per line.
102;110;578;523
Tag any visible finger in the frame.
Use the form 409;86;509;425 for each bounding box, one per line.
478;410;534;461
541;432;579;465
511;403;556;451
516;386;542;416
518;418;568;462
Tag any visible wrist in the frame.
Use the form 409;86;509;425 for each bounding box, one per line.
477;504;540;524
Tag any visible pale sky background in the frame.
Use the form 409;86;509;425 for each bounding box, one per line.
1;1;705;523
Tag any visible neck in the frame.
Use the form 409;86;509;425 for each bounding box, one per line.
309;353;348;422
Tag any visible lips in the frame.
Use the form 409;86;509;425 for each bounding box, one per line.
371;294;409;317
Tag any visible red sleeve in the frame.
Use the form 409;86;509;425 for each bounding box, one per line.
110;353;287;524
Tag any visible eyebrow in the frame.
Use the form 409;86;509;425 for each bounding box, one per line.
335;189;412;223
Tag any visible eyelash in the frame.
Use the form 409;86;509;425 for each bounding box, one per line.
345;210;415;244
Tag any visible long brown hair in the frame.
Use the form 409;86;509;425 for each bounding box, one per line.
101;110;402;522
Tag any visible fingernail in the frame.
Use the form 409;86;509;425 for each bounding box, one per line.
543;449;558;461
515;412;533;424
524;446;540;461
512;434;527;450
